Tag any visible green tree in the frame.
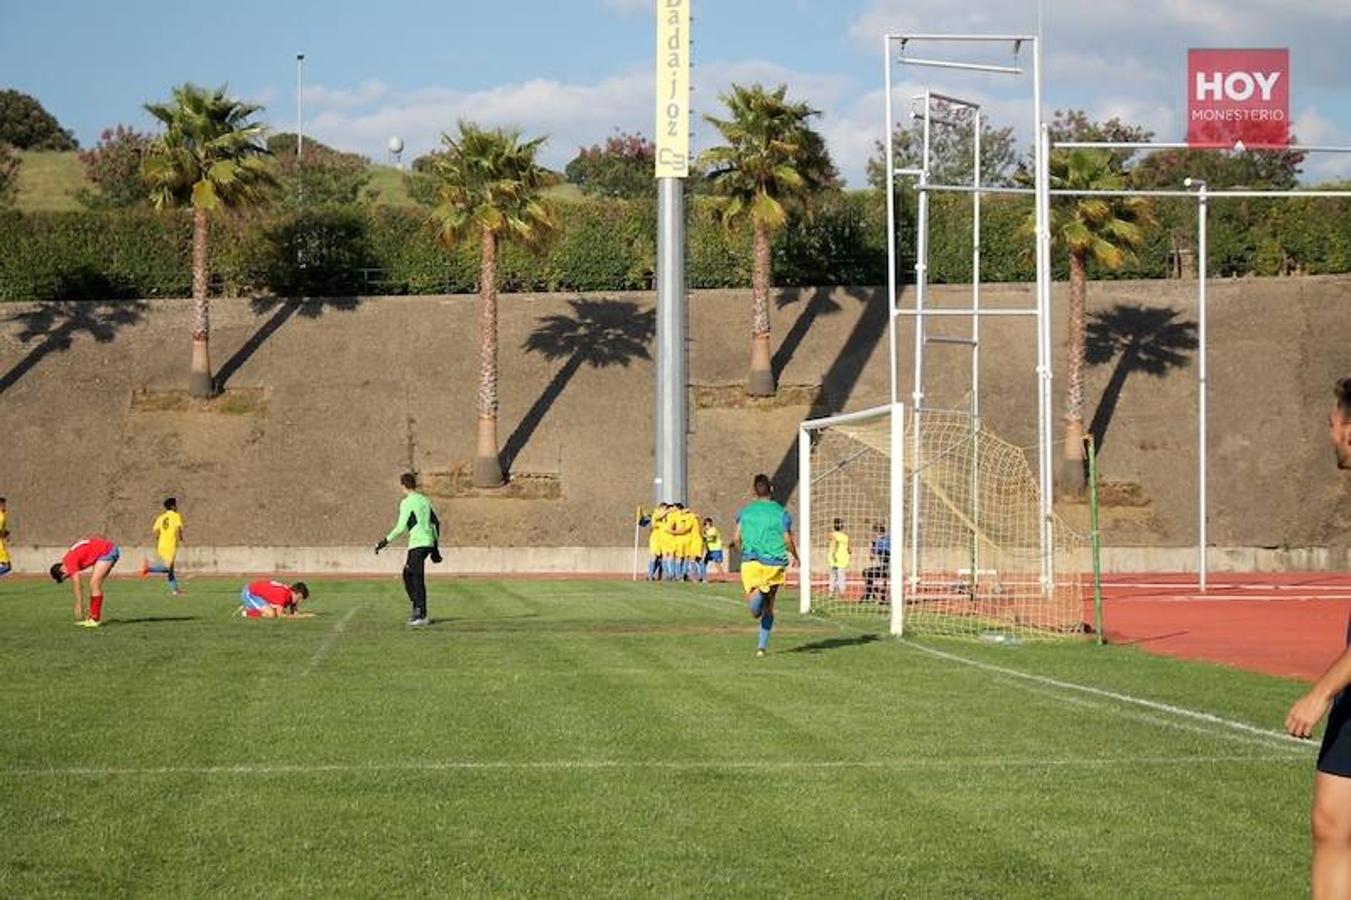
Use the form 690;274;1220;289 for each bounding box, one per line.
701;83;837;396
266;133;374;207
865;102;1020;189
77;125;153;209
427;121;558;486
143;84;275;397
565;131;655;199
0;143;20;208
1035;148;1154;488
1132;145;1305;190
1047;109;1153;168
0;89;77;150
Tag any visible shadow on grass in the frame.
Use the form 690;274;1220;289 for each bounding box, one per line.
787;633;882;654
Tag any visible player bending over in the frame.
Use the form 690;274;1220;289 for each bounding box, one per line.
140;497;185;595
240;580;312;618
732;474;798;658
50;536;121;627
1287;377;1351;899
0;497;11;577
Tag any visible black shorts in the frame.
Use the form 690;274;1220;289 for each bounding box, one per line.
1318;693;1351;777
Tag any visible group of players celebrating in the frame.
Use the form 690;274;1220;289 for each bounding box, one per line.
642;503;725;583
642;474;799;656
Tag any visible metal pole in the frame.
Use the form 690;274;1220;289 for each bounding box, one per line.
1197;183;1209;591
908;91;933;588
655;177;687;505
1032;29;1053;591
799;427;812;614
971;107;983;585
883;35;898;411
889;401;906;636
296;54;304;157
1086;435;1105;644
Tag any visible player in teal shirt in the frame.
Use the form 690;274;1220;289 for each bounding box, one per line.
375;473;442;626
733;474;798;657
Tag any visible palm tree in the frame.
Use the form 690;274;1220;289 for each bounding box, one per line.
428;121;557;487
1042;149;1154;488
143;84;274;397
701;83;835;396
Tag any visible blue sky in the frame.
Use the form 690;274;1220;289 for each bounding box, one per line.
3;0;1349;184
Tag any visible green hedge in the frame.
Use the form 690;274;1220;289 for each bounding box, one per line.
2;189;1349;301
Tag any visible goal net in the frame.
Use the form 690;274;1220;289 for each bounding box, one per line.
799;404;1086;640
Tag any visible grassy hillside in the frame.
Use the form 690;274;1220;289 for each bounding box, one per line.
14;150;87;211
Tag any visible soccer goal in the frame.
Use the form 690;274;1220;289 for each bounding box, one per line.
799;404;1087;641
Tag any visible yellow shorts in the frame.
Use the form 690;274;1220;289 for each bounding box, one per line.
741;560;786;595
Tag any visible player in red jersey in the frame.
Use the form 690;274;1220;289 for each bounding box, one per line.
49;537;121;627
239;580;311;618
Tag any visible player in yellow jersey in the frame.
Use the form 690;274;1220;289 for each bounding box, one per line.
683;506;706;582
827;518;850;598
139;497;185;595
661;503;688;580
641;504;668;581
702;517;724;581
0;497;11;577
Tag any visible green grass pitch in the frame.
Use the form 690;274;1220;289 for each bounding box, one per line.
0;576;1317;897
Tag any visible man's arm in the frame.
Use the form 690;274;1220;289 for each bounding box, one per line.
731;522;742;550
386;497;412;542
1287;648;1351;738
784;530;800;566
70;570;84;619
177;523;185;546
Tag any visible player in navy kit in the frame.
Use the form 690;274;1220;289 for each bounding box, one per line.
1286;378;1351;899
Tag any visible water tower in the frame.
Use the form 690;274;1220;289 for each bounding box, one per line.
387;136;405;169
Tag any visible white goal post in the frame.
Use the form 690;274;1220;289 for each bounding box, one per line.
798;403;905;635
799;403;1087;642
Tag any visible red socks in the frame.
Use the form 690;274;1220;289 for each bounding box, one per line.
90;594;103;622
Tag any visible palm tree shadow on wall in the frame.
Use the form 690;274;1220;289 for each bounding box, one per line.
769;287;884;501
214;211;374;391
771;287;843;382
1085;304;1198;457
213;295;362;392
500;299;656;475
0;299;148;396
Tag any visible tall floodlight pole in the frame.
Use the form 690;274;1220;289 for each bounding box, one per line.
296;54;305;157
653;0;690;504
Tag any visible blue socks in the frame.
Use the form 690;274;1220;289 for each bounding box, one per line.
167;575;179;593
148;563;170;574
758;612;775;651
749;591;764;618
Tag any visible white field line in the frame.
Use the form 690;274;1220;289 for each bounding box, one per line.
300;604;361;676
674;589;1308;752
0;754;1303;779
904;641;1308;749
1007;680;1308;753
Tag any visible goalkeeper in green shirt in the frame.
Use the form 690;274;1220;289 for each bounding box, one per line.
375;473;442;627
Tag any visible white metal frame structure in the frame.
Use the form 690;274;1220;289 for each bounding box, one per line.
798;403;906;634
883;33;1057;596
884;31;1351;592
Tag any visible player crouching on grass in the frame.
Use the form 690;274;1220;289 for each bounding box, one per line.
50;536;121;627
732;474;798;658
239;580;311;618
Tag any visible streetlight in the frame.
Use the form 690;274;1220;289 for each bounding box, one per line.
296;53;305;158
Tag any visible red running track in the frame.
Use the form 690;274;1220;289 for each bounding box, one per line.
1092;573;1351;682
